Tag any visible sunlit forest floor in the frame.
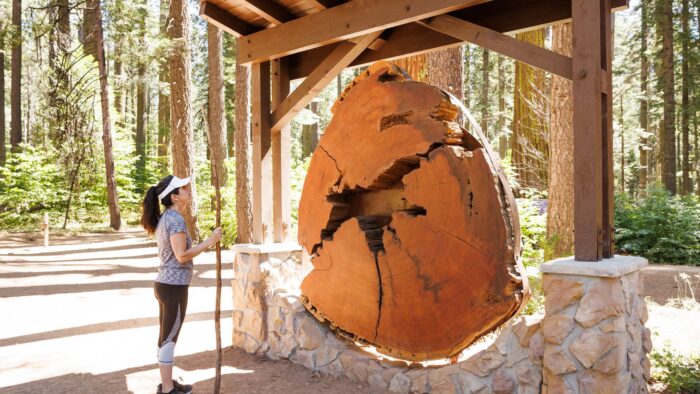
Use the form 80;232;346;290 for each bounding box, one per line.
0;231;367;393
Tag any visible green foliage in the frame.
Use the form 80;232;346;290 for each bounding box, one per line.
615;187;700;265
0;145;66;229
516;189;548;314
651;348;700;393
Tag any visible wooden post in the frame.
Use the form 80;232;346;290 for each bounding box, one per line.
42;213;49;248
271;58;292;242
602;0;615;258
251;61;273;244
572;0;614;261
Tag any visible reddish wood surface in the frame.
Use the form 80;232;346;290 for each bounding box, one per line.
298;62;528;361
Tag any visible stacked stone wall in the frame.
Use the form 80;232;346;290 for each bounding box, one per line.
230;246;650;393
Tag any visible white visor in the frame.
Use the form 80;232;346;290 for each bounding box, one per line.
158;176;191;201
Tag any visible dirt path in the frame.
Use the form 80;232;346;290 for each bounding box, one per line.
0;230;369;394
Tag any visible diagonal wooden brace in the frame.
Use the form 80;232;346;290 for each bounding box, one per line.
270;31;383;133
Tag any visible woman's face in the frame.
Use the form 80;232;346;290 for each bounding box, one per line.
172;183;192;205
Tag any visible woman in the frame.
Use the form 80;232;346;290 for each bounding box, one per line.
141;175;222;394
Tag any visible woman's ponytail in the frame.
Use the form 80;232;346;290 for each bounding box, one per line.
141;175;175;236
141;186;161;236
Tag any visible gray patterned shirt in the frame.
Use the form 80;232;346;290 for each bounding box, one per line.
155;209;193;285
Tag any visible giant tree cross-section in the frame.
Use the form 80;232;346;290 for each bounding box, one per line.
297;62;529;361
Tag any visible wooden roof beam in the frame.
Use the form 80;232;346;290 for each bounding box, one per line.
238;0;490;65
270;31;382;133
239;0;295;25
287;0;627;80
419;15;572;80
200;1;261;37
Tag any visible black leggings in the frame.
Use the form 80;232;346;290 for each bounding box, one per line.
154;282;189;348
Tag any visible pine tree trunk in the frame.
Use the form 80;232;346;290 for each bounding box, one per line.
208;25;227;189
157;0;170;169
427;46;464;102
234;38;253;244
464;46;471;109
95;0;122;230
393;54;428;82
169;0;198;238
10;0;21;150
301;101;319;159
56;0;70;52
0;51;5;166
479;49;489;138
639;1;649;195
681;0;691;194
497;55;506;159
656;0;677;194
511;29;548;192
113;0;124;130
135;3;147;189
547;23;574;259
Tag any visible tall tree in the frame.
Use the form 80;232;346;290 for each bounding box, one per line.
207;24;227;190
234;38;252;243
168;0;198;238
10;0;21;149
427;47;464;102
681;0;691;194
0;50;5;166
135;0;147;188
656;0;676;194
113;0;125;129
157;0;170;170
547;23;574;259
497;55;507;158
94;0;122;230
301;101;319;158
639;1;649;195
479;49;490;137
395;47;464;100
511;29;548;192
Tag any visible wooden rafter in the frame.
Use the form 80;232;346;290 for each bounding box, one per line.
285;0;627;80
238;0;489;65
270;31;382;133
238;0;295;25
420;15;572;80
199;2;260;37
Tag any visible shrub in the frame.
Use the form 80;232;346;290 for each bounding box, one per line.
0;145;67;229
615;187;700;266
651;348;700;393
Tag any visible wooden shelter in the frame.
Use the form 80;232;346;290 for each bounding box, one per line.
200;0;627;262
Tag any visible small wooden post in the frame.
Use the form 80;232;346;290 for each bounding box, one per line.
42;213;49;248
251;61;273;244
271;58;292;243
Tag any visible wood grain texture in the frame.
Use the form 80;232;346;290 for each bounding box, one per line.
298;62;527;361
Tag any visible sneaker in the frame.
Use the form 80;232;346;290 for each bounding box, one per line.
157;383;189;394
172;379;193;394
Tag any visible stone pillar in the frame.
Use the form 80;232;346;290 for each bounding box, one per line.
231;243;306;355
540;256;651;394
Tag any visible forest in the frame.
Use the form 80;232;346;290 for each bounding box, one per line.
0;0;699;269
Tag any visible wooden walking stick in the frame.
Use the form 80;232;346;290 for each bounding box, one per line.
212;163;223;393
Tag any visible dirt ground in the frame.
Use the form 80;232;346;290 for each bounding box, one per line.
0;229;370;394
1;230;698;393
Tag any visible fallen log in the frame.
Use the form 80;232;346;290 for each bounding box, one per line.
298;62;528;361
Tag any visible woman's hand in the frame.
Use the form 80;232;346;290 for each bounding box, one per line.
208;227;223;247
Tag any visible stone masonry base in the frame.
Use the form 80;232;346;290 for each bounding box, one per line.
231;244;650;394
